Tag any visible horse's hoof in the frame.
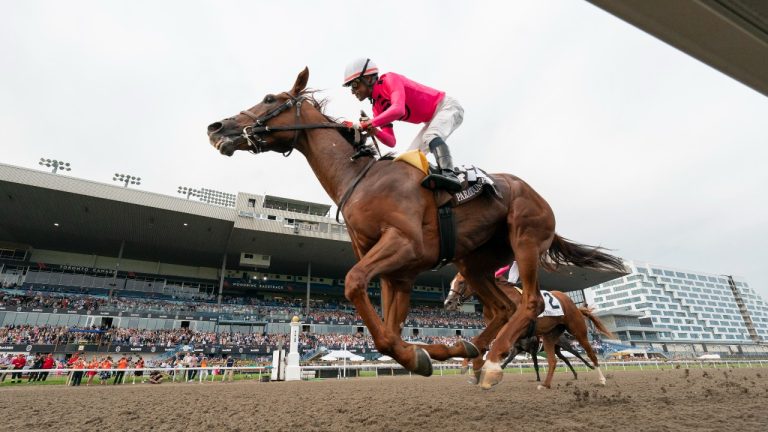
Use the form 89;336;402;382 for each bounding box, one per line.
599;378;606;386
459;366;469;375
537;385;544;390
479;361;503;390
471;370;481;385
458;340;480;358
412;347;433;377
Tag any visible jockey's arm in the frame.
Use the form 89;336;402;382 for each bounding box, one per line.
371;77;406;129
370;124;396;147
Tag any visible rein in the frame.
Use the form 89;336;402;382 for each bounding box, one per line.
240;93;347;155
237;92;378;224
335;157;377;223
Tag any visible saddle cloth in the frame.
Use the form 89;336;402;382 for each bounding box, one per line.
512;286;565;318
393;150;502;206
539;290;564;317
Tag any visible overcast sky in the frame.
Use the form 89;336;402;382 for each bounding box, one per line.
2;1;767;299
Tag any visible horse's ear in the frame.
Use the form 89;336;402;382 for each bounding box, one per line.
291;67;309;96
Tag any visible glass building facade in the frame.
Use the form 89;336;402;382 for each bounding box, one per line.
589;261;768;347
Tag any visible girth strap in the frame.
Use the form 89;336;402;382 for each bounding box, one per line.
434;204;456;269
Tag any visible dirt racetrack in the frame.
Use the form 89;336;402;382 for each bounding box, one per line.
2;367;767;432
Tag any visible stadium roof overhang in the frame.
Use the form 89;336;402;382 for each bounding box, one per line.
0;163;625;291
587;0;768;97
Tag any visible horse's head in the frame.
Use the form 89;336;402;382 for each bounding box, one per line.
207;67;311;157
444;273;473;311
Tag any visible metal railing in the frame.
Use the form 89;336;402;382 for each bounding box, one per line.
2;359;765;387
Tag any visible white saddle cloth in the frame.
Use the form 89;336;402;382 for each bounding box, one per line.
538;290;564;317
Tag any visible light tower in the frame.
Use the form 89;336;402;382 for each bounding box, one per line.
39;158;71;174
112;173;141;188
177;186;236;207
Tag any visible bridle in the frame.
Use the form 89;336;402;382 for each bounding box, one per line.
446;279;471;307
239;92;347;156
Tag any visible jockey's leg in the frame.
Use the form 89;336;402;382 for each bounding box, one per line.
418;96;464;192
426;137;462;192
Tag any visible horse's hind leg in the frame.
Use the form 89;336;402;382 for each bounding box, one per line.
569;322;606;385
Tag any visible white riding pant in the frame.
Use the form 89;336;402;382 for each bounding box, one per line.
408;95;464;153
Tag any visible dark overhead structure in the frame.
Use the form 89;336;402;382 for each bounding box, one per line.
587;0;768;97
0;163;625;291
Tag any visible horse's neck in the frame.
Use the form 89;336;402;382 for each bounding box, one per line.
297;112;371;206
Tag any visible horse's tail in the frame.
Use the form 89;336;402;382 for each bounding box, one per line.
579;306;614;338
543;234;625;273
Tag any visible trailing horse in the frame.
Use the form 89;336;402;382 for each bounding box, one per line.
446;273;613;388
206;67;625;388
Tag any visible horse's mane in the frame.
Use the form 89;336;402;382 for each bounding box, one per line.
298;89;357;146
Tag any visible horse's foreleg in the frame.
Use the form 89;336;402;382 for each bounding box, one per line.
481;246;544;389
537;335;558;390
464;275;514;373
345;231;430;376
383;279;479;361
555;346;578;380
500;344;520;370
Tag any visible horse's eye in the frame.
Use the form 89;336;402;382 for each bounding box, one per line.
263;94;275;104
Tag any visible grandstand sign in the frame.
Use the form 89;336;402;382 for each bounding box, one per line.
48;264;114;276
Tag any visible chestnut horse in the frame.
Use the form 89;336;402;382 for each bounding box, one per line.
446;273;613;388
206;67;624;388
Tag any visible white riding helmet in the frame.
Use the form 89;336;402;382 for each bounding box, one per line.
343;58;379;86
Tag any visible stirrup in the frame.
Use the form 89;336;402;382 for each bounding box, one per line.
421;170;463;192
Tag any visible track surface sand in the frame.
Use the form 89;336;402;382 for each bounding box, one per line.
2;368;767;431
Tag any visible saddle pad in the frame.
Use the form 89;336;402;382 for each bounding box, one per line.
394;150;429;175
512;286;564;317
538;290;564;317
452;165;502;206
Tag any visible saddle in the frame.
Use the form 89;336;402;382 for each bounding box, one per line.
391;150;504;268
393;150;502;207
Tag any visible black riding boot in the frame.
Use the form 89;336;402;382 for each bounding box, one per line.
421;137;463;192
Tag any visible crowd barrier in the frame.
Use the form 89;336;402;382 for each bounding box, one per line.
1;359;765;386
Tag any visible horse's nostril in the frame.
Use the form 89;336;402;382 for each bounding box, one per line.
207;122;223;135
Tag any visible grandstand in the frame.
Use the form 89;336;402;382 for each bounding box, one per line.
0;162;624;359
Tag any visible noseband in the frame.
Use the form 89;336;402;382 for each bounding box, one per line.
239;93;346;156
447;281;470;306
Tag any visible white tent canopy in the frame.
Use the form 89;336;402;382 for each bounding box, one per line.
321;350;365;362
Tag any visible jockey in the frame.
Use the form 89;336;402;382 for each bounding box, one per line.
494;262;520;284
342;58;463;192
